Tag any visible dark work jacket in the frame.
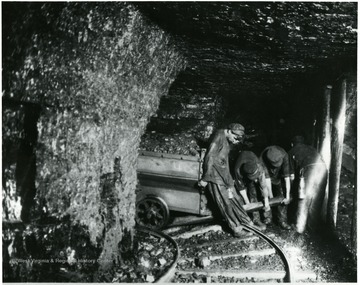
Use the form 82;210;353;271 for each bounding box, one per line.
260;145;292;185
202;129;234;187
234;151;267;193
288;143;326;177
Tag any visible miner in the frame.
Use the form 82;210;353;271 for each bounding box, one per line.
198;123;256;237
288;135;327;233
234;150;271;231
260;145;293;230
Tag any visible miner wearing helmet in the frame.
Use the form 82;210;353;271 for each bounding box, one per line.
198;123;258;237
260;145;293;230
234;150;271;231
288;136;327;233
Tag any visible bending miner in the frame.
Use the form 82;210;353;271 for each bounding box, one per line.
260;145;293;230
234;150;271;231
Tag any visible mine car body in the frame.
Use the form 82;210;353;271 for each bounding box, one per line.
135;150;283;229
135;150;212;229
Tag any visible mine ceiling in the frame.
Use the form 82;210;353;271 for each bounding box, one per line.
137;2;357;102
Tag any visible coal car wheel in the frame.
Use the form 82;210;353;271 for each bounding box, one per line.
136;196;170;230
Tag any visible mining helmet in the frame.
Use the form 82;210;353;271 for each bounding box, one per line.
265;147;283;168
228;123;245;136
242;161;260;181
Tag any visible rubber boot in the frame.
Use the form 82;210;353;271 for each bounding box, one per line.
278;205;291;230
263;209;272;225
233;226;253;237
252;211;266;231
279;221;291;230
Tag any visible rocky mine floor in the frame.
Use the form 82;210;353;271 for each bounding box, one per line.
3;168;356;283
163;220;356;283
163;167;357;283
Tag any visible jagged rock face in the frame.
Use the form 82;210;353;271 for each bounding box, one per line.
138;2;357;155
2;3;357;278
2;106;26;220
138;2;356;115
139;94;226;156
138;2;357;78
3;2;185;269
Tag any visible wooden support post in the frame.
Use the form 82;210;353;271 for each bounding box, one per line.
327;79;347;229
350;183;357;251
319;85;332;166
311;113;318;149
319;85;332;222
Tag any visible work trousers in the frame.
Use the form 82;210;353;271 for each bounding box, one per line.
208;182;252;233
271;183;288;223
247;182;264;222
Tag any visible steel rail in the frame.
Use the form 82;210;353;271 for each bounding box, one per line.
170;222;295;282
139;221;295;283
241;223;295;283
136;226;180;283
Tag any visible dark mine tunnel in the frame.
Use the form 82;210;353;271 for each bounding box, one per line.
2;1;357;283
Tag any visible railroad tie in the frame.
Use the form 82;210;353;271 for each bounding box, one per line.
179;247;276;263
187;236;259;250
175;269;317;281
186;233;276;249
209;248;276;261
172;225;223;239
176;269;286;280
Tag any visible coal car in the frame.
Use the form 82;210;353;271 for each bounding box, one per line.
136;150;282;229
135;150;212;229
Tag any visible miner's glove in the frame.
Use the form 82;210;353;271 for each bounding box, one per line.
198;180;208;188
228;187;234;199
282;197;291;205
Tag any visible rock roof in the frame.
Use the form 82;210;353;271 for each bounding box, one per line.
137;2;357;98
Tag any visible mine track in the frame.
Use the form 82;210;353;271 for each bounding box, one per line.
242;223;295;282
167;223;296;283
137;226;180;283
